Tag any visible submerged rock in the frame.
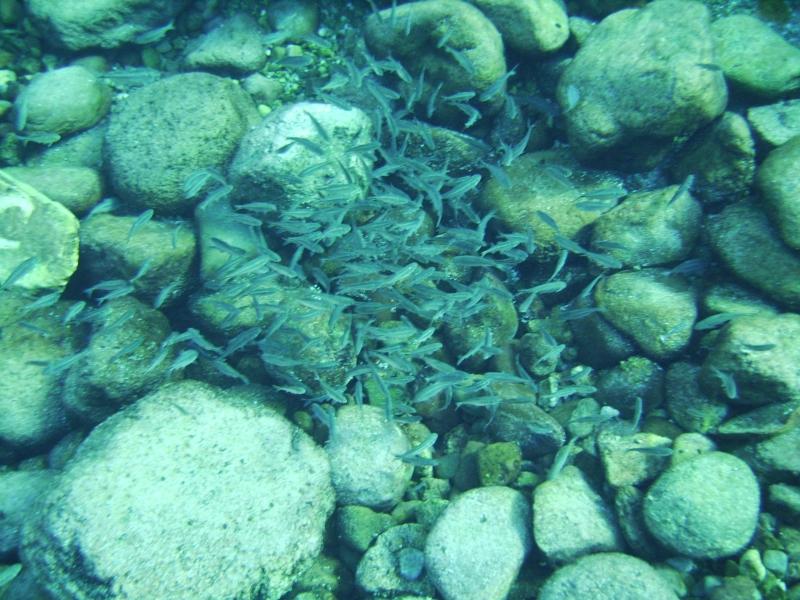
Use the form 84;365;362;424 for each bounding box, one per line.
557;0;726;169
22;381;334;600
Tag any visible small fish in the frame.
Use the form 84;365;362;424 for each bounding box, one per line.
479;65;518;102
86;197;118;218
168;349;199;373
626;445;673;457
548;436;579;480
275;55;315;68
23;291;61;313
536;210;560;231
15;131;61;145
667;174;694;206
711;367;738;400
127;209;154;242
565;84;581;111
668;258;708;277
134;19;174;45
153;281;180;309
694;312;743;331
109;338;145;362
62;301;86;324
286;136;326;156
0;256;37;290
396;432;438;461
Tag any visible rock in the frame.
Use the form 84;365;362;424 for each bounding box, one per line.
183;14;267;73
190;282;354;392
425;486;531;600
769;484;800;520
665;362;728;434
21;380;334;600
228;101;373;215
711;15;800;98
707;201;800;310
61;297;177;423
594;355;664;417
465;0;569;55
477;441;522;486
79;213;196;307
671;112;756;205
326;405;413;509
479;149;624;257
488;397;565;457
539;552;678;600
557;0;726;169
0;170;79;291
105;73;259;215
266;0;319;38
748;100;800;147
364;0;507;125
700;313;800;406
594;269;697;361
27;122;106;170
13;66;110;136
757;135;800;251
3;166;101;216
356;524;436;598
0;469;54;558
442;274;517;370
614;487;660;560
0;294;79;457
533;466;623;563
737;423;800;477
26;0;189;50
643;451;759;559
335;505;396;553
597;430;673;488
590;184;702;268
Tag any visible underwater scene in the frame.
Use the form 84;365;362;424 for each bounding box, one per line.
0;0;799;598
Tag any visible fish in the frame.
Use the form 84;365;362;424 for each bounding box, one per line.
0;256;37;290
134;19;174;45
479;65;518;102
667;174;694;205
127;209;154;242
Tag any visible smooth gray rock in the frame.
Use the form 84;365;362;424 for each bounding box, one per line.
757;135;800;251
326;405;413;509
228;101;373;215
105;72;258;215
21;380;334;600
425;486;531;600
539;552;679;600
25;0;189;50
711;14;800;98
533;466;623;563
643;451;759;559
13;66;110;135
557;0;727;168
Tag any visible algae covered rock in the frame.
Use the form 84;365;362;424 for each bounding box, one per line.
22;381;334;600
465;0;569;55
13;66;110;136
105;72;259;215
706;201;800;310
757;135;800;251
3;166;102;216
364;0;507;125
711;14;800;98
183;13;267;73
26;0;190;50
557;0;726;169
747;100;800;148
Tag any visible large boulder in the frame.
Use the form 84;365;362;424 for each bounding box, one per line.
557;0;727;169
21;381;334;600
